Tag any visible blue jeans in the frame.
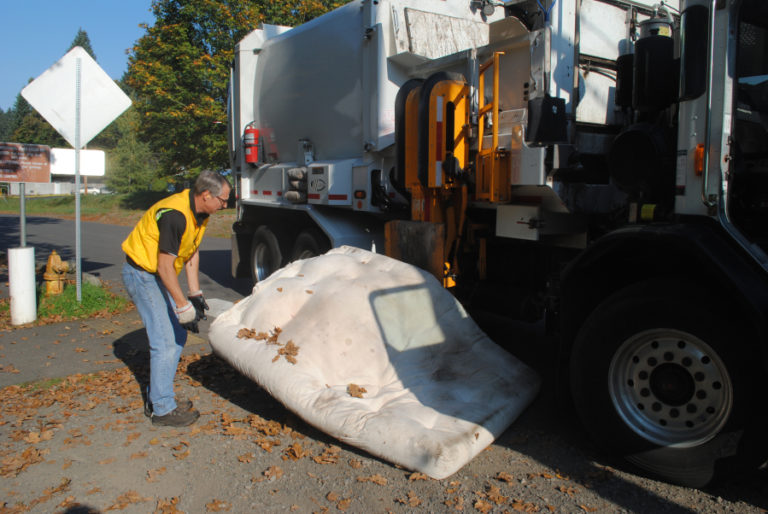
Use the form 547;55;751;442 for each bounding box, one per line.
121;262;187;416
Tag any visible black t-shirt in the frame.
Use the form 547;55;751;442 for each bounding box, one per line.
156;190;209;257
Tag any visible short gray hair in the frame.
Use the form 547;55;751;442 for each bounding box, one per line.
193;170;230;196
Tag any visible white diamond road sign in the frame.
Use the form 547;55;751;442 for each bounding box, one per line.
21;46;131;148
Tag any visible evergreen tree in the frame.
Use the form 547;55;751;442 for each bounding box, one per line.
5;91;65;146
0;108;12;142
10;92;32;130
12;111;67;147
69;28;97;61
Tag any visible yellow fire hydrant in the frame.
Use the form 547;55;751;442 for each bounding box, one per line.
43;250;69;296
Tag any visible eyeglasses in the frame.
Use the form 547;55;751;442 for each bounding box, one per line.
212;194;228;208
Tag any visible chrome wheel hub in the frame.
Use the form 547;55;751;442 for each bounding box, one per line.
609;329;732;448
253;243;274;281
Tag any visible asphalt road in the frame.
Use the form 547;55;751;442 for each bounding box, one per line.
0;213;253;302
1;213;767;511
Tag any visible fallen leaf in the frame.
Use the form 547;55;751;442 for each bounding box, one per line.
206;499;232;512
58;496;77;509
356;474;387;485
313;445;340;464
510;498;540;511
264;466;284;480
409;472;429;481
238;452;255;463
444;496;464;510
475;499;493;513
105;490;152;511
156;496;183;513
147;467;167;483
275;341;300;364
347;384;367;398
1;447;48;477
282;442;307;461
173;441;190;460
395;491;422;507
486;484;508;505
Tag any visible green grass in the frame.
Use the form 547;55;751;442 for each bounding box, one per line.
0;192;167;217
0;192;235;238
19;374;102;391
22;377;66;391
0;281;132;330
37;281;130;321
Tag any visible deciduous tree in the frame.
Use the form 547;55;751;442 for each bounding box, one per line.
125;0;344;178
106;107;165;193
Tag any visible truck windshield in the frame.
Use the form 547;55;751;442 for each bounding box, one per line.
728;0;768;249
736;3;768;113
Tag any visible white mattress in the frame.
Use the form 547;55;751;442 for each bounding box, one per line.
209;246;540;479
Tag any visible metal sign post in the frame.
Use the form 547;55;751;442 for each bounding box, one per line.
19;183;26;247
0;142;51;249
21;46;131;302
75;57;82;302
0;142;50;325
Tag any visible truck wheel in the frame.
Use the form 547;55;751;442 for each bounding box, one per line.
570;279;766;487
250;226;282;283
290;229;330;261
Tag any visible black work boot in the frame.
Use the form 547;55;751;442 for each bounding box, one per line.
151;406;200;427
144;398;193;418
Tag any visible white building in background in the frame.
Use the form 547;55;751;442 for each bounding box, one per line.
8;148;107;195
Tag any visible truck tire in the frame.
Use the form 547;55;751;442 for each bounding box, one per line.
569;278;766;488
250;226;282;283
290;229;330;261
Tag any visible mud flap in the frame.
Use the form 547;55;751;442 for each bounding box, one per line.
385;220;445;284
231;222;252;278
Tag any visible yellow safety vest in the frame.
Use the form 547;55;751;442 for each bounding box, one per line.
122;190;208;275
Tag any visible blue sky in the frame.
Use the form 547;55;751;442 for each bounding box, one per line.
0;1;154;111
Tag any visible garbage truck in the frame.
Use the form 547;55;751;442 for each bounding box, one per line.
227;0;768;487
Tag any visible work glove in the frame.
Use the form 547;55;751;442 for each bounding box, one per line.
188;290;209;321
175;302;199;333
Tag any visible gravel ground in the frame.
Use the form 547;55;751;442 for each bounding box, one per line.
1;325;767;514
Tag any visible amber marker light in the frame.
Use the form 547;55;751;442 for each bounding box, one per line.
694;143;705;176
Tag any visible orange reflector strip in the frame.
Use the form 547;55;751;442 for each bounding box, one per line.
694;144;705;176
354;190;366;199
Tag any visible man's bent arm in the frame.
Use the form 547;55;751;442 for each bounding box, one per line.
157;252;188;309
185;250;201;294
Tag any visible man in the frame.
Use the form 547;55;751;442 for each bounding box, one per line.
121;170;231;426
